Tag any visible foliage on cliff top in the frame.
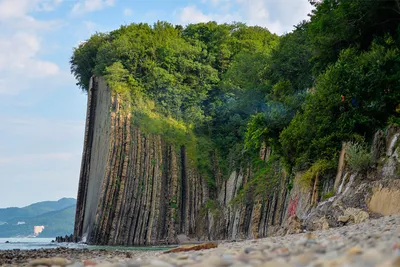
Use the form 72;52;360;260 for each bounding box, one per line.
346;141;372;173
298;159;336;189
71;0;400;183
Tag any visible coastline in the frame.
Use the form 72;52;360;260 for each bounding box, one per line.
1;215;399;267
0;247;158;266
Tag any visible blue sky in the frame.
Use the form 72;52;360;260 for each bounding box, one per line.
0;0;312;208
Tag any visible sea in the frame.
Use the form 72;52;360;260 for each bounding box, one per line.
0;238;87;250
0;238;175;251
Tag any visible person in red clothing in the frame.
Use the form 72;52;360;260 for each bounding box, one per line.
340;95;348;111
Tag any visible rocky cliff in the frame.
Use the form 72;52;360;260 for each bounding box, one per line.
74;77;400;245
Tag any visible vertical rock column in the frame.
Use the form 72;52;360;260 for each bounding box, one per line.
74;76;210;245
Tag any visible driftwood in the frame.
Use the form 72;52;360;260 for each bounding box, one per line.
163;242;218;254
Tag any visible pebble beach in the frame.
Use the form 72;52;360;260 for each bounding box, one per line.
1;215;400;267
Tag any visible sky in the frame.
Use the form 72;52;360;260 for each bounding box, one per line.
0;0;313;208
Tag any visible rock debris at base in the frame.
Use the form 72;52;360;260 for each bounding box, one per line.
1;215;400;267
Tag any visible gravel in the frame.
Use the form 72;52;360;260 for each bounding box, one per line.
1;214;400;267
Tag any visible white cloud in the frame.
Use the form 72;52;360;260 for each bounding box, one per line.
177;5;241;27
178;6;212;24
0;0;64;95
0;33;59;77
0;0;62;19
177;0;313;34
37;0;63;11
71;0;115;16
201;0;231;7
236;0;312;33
124;8;133;16
235;0;283;33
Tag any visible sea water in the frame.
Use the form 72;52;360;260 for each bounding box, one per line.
0;238;175;251
0;238;87;250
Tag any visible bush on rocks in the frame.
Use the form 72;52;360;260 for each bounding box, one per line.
346;142;372;173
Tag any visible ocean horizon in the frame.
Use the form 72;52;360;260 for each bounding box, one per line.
0;238;175;251
0;238;87;250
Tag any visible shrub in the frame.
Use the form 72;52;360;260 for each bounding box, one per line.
346;141;372;173
388;115;400;127
299;159;335;189
321;190;335;201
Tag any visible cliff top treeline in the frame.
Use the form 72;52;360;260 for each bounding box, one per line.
71;0;400;199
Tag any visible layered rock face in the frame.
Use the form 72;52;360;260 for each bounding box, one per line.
74;77;209;245
74;77;400;245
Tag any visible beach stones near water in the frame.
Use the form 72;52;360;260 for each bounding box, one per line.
83;260;98;266
2;214;400;267
346;246;363;256
29;257;71;266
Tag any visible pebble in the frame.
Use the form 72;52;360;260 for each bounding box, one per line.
346;246;363;256
291;252;315;265
84;260;98;266
393;257;400;267
29;257;71;266
338;215;350;223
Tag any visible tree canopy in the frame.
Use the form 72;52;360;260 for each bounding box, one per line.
71;0;400;196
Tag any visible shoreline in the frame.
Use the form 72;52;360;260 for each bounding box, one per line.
0;247;159;266
1;215;399;266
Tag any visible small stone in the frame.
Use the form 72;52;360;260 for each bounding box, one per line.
346;246;363;256
176;254;189;260
274;247;290;257
297;233;318;247
126;260;143;267
338;215;350;223
394;244;400;257
328;235;341;241
248;250;264;260
259;260;291;267
30;257;71;266
83;260;97;266
380;257;400;267
260;242;274;250
229;263;248;267
313;245;327;254
291;252;315;265
234;253;250;263
361;249;384;265
29;258;52;266
322;221;330;230
344;208;369;224
203;256;231;267
393;257;400;267
244;247;256;254
305;233;316;240
148;259;174;267
87;264;113;267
